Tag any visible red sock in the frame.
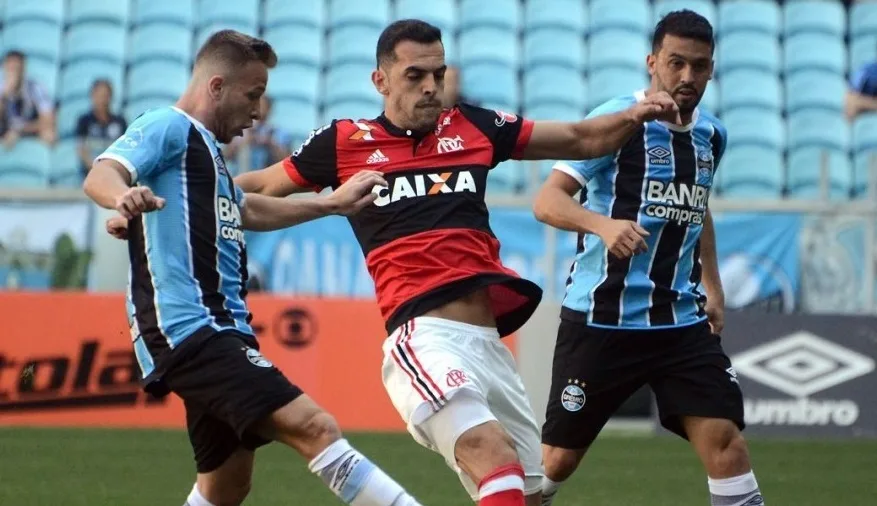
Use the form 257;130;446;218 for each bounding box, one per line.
478;463;525;506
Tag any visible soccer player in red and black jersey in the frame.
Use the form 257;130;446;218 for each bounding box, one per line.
236;20;679;506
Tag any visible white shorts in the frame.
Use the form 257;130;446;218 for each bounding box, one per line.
381;316;543;499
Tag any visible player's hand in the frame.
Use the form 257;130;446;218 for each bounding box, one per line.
595;218;650;259
631;91;681;125
705;296;725;335
106;215;129;240
114;186;166;220
327;170;388;216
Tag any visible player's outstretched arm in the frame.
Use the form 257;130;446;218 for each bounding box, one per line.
83;159;166;219
240;170;386;231
235;160;308;197
520;91;680;161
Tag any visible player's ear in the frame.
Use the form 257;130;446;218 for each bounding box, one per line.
372;68;390;97
646;54;658;77
208;75;225;101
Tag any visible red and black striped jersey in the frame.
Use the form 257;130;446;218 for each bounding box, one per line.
282;104;543;337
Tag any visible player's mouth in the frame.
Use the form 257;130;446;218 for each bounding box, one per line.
675;88;697;99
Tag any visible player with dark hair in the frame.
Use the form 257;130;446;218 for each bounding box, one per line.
85;30;423;506
534;11;765;506
235;19;680;506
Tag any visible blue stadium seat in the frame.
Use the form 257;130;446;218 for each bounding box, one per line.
461;63;519;112
785;71;845;114
271;99;320;141
57;98;92;138
328;26;382;66
853;152;876;197
852;114;877;154
324;64;379;106
718;0;781;36
459;0;520;31
850;1;877;39
488;160;524;194
323;101;383;124
68;0;130;25
588;68;648;110
49;139;83;188
263;25;324;67
26;59;59;101
133;0;195;27
653;0;717;28
787;110;849;153
700;80;719;113
717;32;780;75
787;147;852;200
784;1;845;37
458;27;519;67
0;139;51;188
850;36;877;74
590;0;650;34
717;146;784;199
443;32;459;65
329;0;390;30
64;22;127;64
125;97;174;122
59;60;124;105
721;109;785;151
4;0;63;25
784;34;846;76
267;63;321;104
524;29;584;70
588;30;648;71
524;66;586;110
195;22;260;49
126;61;189;101
395;0;456;33
524;0;586;33
2;21;63;63
264;0;325;30
129;24;194;64
198;0;259;27
719;70;781;112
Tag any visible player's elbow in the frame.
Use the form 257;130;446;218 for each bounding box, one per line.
532;189;554;225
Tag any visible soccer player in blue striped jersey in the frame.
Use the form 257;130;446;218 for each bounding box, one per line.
534;11;765;506
84;30;423;506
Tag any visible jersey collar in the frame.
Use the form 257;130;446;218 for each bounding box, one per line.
376;112;431;140
171;106;218;142
634;89;698;132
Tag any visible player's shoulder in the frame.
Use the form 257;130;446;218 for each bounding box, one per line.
697;109;727;143
129;106;191;139
587;94;638;118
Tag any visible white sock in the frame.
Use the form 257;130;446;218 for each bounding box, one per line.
540;476;563;506
708;471;764;506
184;484;215;506
308;439;422;506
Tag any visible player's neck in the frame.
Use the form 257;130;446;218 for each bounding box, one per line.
382;108;428;135
175;94;220;137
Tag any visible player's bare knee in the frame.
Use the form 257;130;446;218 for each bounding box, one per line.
197;477;252;506
542;445;585;482
294;410;342;459
709;431;751;477
455;422;519;470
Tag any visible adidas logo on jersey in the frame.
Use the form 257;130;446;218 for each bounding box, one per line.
372;170;477;207
366;149;390;164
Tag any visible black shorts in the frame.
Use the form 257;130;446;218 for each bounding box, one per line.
163;329;303;473
542;319;745;449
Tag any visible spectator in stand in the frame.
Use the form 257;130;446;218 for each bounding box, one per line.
441;65;479;108
223;94;291;173
0;50;56;147
76;79;127;178
845;45;877;120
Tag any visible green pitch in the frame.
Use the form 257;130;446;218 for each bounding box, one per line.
1;428;875;505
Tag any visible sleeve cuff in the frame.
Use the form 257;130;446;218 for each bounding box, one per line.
510;119;535;159
96;153;139;183
552;161;587;187
282;158;323;192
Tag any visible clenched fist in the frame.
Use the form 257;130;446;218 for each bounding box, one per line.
115;186;166;220
595;219;650;259
630;90;681;125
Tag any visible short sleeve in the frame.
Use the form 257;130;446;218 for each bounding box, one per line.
851;64;877;96
713;122;728;170
456;103;534;167
95;110;185;184
30;81;53;115
282;121;339;192
75;114;89;138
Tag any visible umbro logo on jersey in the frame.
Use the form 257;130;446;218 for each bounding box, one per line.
647;146;672;165
366;149;390;164
372;170;477;207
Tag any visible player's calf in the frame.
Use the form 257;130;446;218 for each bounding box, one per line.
539;445;588;506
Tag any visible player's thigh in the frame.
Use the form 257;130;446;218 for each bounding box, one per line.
542;320;648;451
649;323;745;440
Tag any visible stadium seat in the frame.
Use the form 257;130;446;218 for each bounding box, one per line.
589;0;651;34
2;21;63;63
129;24;194;64
57;98;92;138
198;0;259;28
195;22;260;48
524;66;586;111
718;0;781;36
126;61;189;102
850;1;877;39
4;0;64;25
323;101;383;124
462;63;520;112
526;103;586;122
267;63;321;104
68;0;130;25
588;68;648;110
26;59;60;101
328;26;383;66
329;0;390;30
271;99;321;141
125;97;174;121
59;60;124;105
852;114;877;154
394;0;456;33
721;109;785;151
133;0;195;27
850;36;877;74
785;71;845;114
458;27;520;67
263;0;325;30
263;25;324;67
0;139;51;188
524;29;585;70
49;139;82;189
324;64;379;106
699;80;719;113
653;0;717;28
787;147;852;200
784;33;846;76
787;110;850;153
488;160;524;194
459;0;520;31
588;30;649;72
783;1;845;37
716;32;780;75
64;22;127;64
717;146;784;198
719;70;782;112
524;0;587;33
853;151;876;197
